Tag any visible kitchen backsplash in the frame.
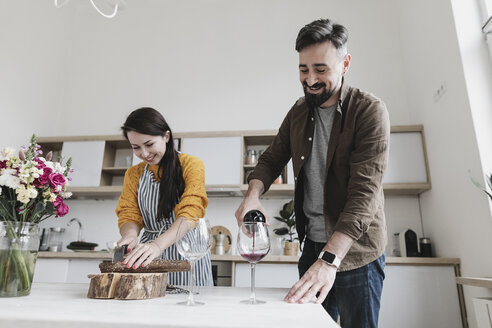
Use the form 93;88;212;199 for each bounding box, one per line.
38;196;424;257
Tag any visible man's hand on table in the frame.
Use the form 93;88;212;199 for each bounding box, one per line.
284;259;336;304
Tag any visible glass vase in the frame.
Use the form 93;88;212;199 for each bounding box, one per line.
0;221;40;297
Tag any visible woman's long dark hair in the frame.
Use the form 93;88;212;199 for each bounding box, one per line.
121;107;185;220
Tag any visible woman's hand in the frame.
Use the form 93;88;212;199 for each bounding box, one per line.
123;242;162;269
117;222;140;252
117;234;138;252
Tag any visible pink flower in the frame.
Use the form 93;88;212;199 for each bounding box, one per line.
33;158;46;169
0;160;6;170
55;199;69;217
38;167;52;185
53;196;63;207
49;173;66;188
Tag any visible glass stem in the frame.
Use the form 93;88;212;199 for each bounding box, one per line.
188;260;195;305
250;263;256;303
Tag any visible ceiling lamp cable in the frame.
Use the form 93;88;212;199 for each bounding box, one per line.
54;0;121;19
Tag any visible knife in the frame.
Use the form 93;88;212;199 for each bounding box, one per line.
112;244;128;263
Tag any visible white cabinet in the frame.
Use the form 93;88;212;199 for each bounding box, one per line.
380;265;462;328
181;137;242;185
62;141;105;187
33;259;69;283
473;298;492;328
234;263;298;288
34;258;100;283
384;131;428;184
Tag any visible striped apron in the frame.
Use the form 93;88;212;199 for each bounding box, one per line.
137;164;213;286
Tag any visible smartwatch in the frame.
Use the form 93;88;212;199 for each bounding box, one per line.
318;251;341;268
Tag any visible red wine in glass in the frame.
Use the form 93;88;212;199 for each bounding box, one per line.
240;252;267;263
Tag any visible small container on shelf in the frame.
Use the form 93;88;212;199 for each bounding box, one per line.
245;150;258;165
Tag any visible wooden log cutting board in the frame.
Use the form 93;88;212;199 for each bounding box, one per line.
87;260;191;300
87;272;168;300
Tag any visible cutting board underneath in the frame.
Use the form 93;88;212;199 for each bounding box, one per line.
87;272;168;300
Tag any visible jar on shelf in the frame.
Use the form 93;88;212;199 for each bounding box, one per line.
245;150;258;165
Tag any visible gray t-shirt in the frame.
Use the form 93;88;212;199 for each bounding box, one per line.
302;104;337;243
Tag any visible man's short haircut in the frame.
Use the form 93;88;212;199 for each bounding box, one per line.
295;18;348;58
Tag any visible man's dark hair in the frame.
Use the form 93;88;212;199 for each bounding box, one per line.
295;18;348;57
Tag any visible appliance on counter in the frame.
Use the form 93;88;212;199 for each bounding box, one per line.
211;225;232;255
393;229;434;257
47;227;65;252
394;229;419;257
213;232;231;255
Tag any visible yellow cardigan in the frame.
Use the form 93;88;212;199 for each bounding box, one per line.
116;153;209;230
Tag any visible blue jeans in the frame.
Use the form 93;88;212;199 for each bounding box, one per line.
298;239;385;328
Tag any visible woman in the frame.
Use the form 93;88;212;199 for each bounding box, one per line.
115;107;213;286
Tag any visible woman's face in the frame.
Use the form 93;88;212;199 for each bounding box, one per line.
127;131;170;165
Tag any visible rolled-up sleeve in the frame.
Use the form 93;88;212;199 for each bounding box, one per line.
334;100;390;240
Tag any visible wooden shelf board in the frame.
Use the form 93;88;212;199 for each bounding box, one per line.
383;183;431;195
67;186;122;198
456;277;492;289
66;182;431;198
102;167;129;176
38;135;124;143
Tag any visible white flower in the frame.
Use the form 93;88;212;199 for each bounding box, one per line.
0;169;21;189
43;189;57;202
16;185;30;204
26;186;38;199
0;147;16;160
61;191;72;198
52;162;64;174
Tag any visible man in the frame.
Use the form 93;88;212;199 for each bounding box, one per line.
235;18;390;328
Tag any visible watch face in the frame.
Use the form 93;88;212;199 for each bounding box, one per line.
321;252;336;263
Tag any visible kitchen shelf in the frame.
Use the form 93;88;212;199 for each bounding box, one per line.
39;126;432;199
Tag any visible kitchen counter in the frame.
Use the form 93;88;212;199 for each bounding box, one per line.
456;277;492;288
0;283;338;328
38;251;460;265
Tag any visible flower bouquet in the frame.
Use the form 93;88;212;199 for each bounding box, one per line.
0;135;72;297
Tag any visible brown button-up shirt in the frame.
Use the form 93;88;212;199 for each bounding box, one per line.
249;80;390;271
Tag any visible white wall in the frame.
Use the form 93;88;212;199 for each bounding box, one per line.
0;1;75;147
396;0;492;327
1;0;411;139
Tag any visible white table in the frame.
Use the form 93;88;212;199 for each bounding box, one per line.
0;283;338;328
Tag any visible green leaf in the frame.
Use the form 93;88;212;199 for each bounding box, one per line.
0;197;15;220
279;209;290;220
274;227;289;235
45;202;55;215
34;202;46;215
274;216;288;223
285;200;294;214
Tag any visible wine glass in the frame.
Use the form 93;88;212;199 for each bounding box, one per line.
237;221;270;304
175;218;212;306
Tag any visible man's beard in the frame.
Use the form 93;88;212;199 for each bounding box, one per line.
303;82;334;110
